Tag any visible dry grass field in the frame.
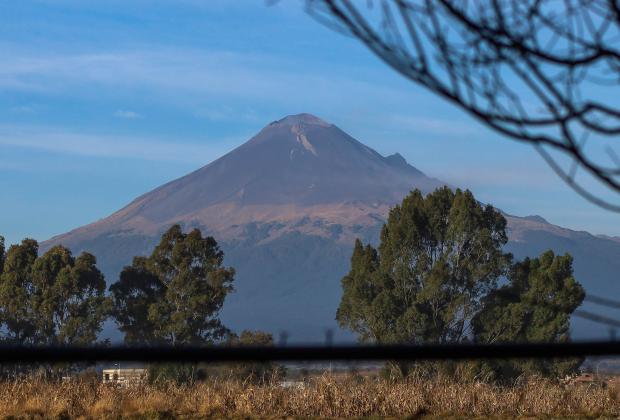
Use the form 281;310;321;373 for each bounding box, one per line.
0;373;618;419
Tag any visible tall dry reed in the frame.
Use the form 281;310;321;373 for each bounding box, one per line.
0;373;616;418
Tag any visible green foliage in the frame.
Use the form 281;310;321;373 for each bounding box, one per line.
108;258;162;344
0;239;38;343
338;187;585;380
473;250;585;379
234;329;273;346
337;187;511;345
0;239;108;345
110;224;235;346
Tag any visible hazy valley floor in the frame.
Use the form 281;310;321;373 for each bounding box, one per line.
0;374;619;419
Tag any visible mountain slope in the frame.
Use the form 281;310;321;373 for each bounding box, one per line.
43;113;620;341
50;113;443;246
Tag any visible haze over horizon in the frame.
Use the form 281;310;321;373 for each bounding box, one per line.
1;1;618;246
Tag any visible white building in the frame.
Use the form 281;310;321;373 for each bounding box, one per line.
102;367;148;385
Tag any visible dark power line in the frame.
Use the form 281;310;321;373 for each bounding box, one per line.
584;295;620;311
306;0;620;211
1;341;620;363
575;310;620;329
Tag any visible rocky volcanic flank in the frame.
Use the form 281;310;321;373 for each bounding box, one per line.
43;113;620;341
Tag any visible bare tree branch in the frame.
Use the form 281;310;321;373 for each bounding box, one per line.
307;0;620;211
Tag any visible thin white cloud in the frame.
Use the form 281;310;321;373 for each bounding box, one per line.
114;109;142;119
193;106;261;123
10;105;36;114
440;166;557;190
0;47;408;108
386;114;482;137
0;124;243;165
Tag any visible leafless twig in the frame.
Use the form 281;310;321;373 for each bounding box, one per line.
307;0;620;210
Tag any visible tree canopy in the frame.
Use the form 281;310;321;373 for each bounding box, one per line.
110;224;235;346
337;187;585;379
473;250;585;378
0;239;108;345
337;187;511;344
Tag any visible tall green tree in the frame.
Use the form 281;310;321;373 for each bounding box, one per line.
337;187;511;345
110;224;235;346
0;239;39;343
338;188;586;380
108;257;163;344
0;240;108;345
472;251;585;378
33;246;109;345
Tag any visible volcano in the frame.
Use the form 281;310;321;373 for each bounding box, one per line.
48;113;443;243
43;113;620;341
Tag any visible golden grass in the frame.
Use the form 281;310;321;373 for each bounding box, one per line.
0;373;617;419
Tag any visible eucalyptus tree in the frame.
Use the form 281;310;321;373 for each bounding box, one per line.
337;187;511;345
0;239;108;345
110;224;235;346
473;251;585;379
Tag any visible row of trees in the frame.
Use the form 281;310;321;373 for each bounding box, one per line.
337;187;585;379
0;187;586;380
0;225;237;347
0;237;107;345
0;229;277;382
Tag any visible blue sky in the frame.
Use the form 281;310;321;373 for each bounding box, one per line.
0;0;617;245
